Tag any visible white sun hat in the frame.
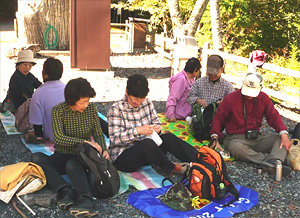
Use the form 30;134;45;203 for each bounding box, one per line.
241;72;263;97
16;50;36;65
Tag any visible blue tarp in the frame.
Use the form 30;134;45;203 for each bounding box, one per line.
127;184;258;218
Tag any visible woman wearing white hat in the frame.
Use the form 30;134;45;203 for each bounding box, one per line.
8;49;42;110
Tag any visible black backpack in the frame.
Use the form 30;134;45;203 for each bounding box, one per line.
190;102;218;141
78;143;120;199
182;146;239;207
290;123;300;139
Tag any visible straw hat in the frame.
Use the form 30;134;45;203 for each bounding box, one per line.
16;50;36;65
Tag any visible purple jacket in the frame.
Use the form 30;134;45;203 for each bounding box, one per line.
166;70;195;119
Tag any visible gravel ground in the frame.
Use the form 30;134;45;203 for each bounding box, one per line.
0;50;300;218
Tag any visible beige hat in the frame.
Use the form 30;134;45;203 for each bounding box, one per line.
16;50;36;65
241;72;263;97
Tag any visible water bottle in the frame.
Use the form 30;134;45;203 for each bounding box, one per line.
216;182;226;199
274;160;282;182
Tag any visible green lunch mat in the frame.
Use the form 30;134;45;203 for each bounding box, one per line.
158;113;233;161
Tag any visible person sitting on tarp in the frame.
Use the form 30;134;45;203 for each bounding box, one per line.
165;57;201;122
107;74;198;175
187;55;234;108
28;57;65;143
31;78;108;217
6;50;42;112
210;72;293;177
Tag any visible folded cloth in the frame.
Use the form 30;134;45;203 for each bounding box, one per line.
118;166;172;195
0;162;46;203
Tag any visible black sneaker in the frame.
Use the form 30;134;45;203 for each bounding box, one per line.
57;187;76;210
261;159;293;178
69;195;99;217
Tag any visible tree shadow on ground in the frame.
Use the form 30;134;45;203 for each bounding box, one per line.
112;67;171;79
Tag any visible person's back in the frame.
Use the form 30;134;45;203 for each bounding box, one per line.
29;58;65;142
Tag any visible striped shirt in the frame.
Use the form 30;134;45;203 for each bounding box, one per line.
187;76;234;106
52;102;106;154
108;95;160;161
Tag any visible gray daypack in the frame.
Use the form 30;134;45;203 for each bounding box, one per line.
78;143;120;199
15;98;33;133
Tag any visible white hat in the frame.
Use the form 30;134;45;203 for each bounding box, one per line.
241;72;263;97
16;50;36;65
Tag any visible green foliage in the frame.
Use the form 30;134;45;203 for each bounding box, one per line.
118;0;170;32
220;0;300;60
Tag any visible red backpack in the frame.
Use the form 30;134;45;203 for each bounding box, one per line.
182;146;239;207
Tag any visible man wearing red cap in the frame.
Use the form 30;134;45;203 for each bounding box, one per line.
210;72;293;177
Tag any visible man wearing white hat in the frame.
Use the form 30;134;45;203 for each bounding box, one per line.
8;50;42;110
210;72;293;177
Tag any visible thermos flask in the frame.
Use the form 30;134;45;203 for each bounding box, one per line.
274;160;282;182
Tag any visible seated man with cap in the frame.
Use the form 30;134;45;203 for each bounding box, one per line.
187;54;234;108
210;72;293;177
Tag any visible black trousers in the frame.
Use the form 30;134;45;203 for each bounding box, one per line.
113;132;198;173
31;152;91;197
99;117;109;138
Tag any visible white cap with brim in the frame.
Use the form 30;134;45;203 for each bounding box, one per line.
16;50;36;65
241;73;263;97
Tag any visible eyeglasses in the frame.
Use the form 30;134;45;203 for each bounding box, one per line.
246;72;263;83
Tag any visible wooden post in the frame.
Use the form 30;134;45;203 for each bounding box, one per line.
149;30;155;53
201;42;210;77
128;17;134;53
161;32;166;52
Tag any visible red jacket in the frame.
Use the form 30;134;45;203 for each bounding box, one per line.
211;89;287;138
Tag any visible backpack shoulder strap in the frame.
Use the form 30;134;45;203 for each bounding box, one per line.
192;104;203;121
79;149;102;182
222;183;240;207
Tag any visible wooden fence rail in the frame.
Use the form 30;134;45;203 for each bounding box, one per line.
201;46;300;107
155;37;299;107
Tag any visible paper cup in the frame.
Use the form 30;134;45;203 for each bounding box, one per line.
146;131;163;146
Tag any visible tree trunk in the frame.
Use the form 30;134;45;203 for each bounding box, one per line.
168;0;184;37
184;0;209;36
210;0;223;51
168;0;209;37
38;0;70;50
23;13;45;47
18;0;69;50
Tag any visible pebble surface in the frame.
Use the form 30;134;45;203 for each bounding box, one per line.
0;52;299;218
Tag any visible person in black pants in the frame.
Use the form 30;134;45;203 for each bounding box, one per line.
31;78;108;217
107;74;198;174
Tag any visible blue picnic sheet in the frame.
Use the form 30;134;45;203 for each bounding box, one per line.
127;184;259;218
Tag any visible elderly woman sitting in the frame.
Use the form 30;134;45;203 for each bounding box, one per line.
31;78;108;217
7;50;42;112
